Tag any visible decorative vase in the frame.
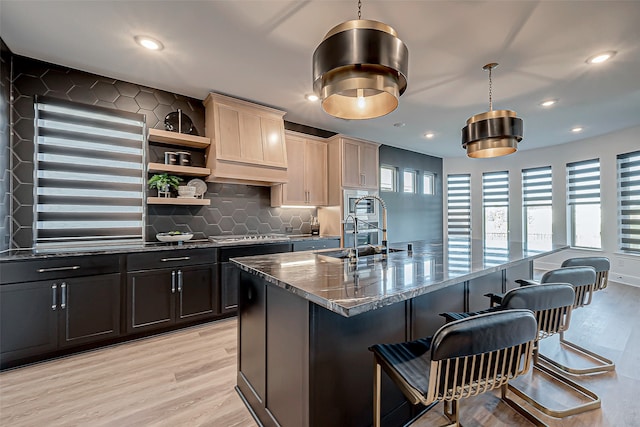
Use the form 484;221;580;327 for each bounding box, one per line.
158;183;171;198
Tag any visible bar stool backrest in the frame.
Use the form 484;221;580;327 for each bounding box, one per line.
561;257;610;291
427;310;537;402
540;266;596;308
501;283;575;340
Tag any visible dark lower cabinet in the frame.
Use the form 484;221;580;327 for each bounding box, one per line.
220;262;239;314
126;265;217;334
0;273;121;367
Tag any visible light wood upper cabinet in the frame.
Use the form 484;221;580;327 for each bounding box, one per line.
271;132;328;207
338;137;380;190
203;93;288;185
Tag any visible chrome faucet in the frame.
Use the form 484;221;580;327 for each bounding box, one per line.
344;214;359;264
354;195;388;258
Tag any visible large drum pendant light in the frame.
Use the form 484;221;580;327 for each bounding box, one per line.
462;63;523;158
312;1;409;120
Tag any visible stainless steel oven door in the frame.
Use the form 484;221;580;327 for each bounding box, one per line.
343;189;378;220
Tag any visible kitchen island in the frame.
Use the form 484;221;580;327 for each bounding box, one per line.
231;240;566;427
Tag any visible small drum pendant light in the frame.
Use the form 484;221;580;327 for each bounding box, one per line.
462;63;523;158
312;1;409;120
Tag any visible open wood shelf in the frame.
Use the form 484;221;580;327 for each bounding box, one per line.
147;197;211;206
148;128;211;148
147;162;210;177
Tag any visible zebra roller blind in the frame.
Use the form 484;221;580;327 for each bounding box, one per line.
618;151;640;253
34;96;145;249
567;158;600;205
522;166;552;207
447;174;471;273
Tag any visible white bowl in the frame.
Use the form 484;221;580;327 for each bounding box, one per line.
156;232;194;242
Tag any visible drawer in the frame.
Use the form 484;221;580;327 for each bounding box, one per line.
1;254;121;285
292;239;340;252
127;248;217;271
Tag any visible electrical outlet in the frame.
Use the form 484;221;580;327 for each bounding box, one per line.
285;226;293;233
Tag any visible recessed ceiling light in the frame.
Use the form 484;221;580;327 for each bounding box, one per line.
393;122;406;128
571;126;583;133
424;132;435;139
305;94;319;102
540;99;557;107
134;35;164;51
586;50;616;64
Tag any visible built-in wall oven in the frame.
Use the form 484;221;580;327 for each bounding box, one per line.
342;189;381;247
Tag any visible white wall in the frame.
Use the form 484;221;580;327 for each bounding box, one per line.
443;125;640;287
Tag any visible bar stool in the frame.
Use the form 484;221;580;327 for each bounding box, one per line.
561;256;610;291
443;283;601;419
514;266;615;374
370;310;538;427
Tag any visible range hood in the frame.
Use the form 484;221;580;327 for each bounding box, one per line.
203;93;288;186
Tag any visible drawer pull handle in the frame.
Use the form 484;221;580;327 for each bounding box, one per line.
51;284;57;310
160;256;191;262
60;283;67;309
38;266;80;273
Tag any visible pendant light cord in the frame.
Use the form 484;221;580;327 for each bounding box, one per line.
488;66;493;111
358;0;362;19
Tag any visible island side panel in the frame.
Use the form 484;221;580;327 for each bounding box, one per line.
237;271;269;425
505;260;533;290
266;285;310;427
411;281;466;338
308;302;410;427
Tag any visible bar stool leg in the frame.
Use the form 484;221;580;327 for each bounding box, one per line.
373;357;382;427
537;331;615;375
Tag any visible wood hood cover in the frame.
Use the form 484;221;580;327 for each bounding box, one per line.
203;93;288;186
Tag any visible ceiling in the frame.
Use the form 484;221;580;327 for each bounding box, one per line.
2;1;640;158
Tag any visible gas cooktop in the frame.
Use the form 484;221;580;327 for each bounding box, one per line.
208;234;290;244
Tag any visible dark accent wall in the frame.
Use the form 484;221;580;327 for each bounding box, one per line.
379;145;443;244
5;50;315;248
0;40;11;251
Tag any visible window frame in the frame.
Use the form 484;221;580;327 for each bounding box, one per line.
617;150;640;254
423;171;435;195
567;158;601;249
403;169;417;194
380;164;397;192
522;166;553;252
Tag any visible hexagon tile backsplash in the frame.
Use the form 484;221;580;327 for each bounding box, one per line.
5;51;315;248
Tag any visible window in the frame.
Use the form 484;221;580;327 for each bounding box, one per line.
447;174;471;274
522;166;552;252
380;165;397;192
34;96;145;250
403;169;416;193
423;172;435;195
567;158;601;249
483;171;509;251
618;150;640;253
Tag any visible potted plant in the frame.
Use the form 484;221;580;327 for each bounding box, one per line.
148;173;182;197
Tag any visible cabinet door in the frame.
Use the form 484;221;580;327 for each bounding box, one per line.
58;273;121;348
126;270;175;333
342;139;362;188
221;262;240;314
216;104;242;160
359;142;379;189
176;266;218;323
0;280;58;365
305;139;328;205
239;111;265;162
282;135;306;204
261;116;287;167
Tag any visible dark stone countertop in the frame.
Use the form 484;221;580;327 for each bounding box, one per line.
0;234;341;261
231;240;568;318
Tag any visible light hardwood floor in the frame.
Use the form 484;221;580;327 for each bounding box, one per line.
1;282;639;427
